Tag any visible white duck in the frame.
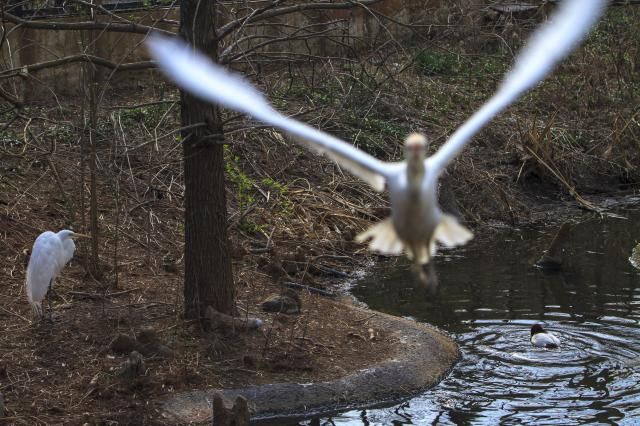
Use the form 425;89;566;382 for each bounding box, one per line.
530;324;561;349
146;0;605;268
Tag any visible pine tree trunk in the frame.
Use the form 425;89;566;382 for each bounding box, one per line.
180;0;234;318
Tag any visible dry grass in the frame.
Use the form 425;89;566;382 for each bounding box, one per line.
0;96;402;423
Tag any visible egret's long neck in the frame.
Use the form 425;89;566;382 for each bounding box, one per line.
407;156;425;197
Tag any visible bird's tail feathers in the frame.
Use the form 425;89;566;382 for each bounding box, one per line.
29;300;42;318
25;279;43;318
434;214;474;247
355;218;404;255
356;215;473;265
408;244;430;265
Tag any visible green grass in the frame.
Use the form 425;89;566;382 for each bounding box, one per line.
416;51;459;76
224;146;256;211
118;104;171;128
261;177;294;216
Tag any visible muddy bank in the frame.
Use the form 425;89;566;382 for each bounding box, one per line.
160;305;459;423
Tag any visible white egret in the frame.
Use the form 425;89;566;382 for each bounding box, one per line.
25;229;89;320
146;0;606;270
530;324;561;349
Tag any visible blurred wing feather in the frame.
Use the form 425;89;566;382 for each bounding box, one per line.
428;0;607;173
147;36;395;191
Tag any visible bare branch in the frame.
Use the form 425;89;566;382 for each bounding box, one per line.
0;85;22;107
217;0;383;41
69;0;179;26
230;52;358;65
220;20;351;64
0;54;155;79
2;10;174;36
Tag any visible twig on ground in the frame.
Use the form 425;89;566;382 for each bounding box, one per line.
68;289;138;299
285;282;336;297
0;307;31;323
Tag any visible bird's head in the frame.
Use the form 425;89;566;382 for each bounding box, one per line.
404;133;428;164
56;229;90;241
531;324;545;336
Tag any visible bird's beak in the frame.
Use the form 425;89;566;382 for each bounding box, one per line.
71;233;91;239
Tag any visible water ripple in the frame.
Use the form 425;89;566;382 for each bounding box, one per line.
310;210;640;425
325;318;640;425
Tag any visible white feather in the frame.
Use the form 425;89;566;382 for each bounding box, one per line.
427;0;607;174
356;218;404;255
433;214;474;247
146;0;605;266
25;230;79;317
146;36;394;192
531;332;561;348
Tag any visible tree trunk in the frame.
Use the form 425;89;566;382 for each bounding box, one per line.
181;0;234;318
81;1;102;279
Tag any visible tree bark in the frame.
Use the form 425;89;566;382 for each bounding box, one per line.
81;1;102;279
180;0;234;318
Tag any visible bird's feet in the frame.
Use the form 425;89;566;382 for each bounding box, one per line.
41;311;61;324
412;263;439;295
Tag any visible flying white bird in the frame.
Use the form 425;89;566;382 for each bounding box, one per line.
25;230;89;320
146;0;606;270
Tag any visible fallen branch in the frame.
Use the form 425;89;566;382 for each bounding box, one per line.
0;306;30;323
0;86;22;107
311;264;349;278
0;54;155;80
2;11;173;36
217;0;383;40
68;288;138;299
353;313;376;323
285;281;336;298
523;145;600;213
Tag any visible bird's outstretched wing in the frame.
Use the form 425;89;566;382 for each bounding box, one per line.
427;0;607;173
147;36;397;192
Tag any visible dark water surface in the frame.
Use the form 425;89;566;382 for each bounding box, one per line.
308;209;640;425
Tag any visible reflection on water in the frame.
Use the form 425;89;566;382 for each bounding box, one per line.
311;209;640;425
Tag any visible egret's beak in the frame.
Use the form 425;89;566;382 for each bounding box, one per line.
71;233;91;239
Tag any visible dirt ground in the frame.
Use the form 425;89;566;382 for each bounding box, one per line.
1;4;639;424
0;116;411;424
1;210;400;424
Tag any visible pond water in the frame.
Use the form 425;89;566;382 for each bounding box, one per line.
308;208;640;425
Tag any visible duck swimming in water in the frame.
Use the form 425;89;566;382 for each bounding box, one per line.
530;324;560;349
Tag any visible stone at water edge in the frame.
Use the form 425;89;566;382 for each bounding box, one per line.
159;306;460;424
204;306;263;331
136;329;175;358
110;334;144;355
118;351;146;380
212;392;251;426
261;291;301;314
109;330;174;359
231;396;250;426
